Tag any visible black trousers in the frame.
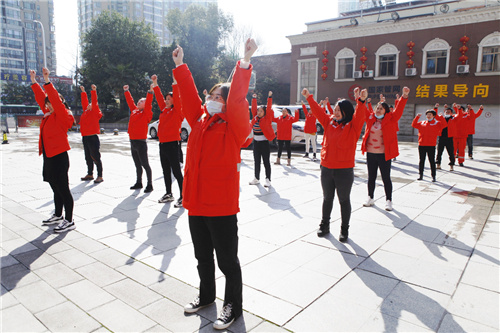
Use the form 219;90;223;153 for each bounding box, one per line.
82;135;103;177
253;140;271;180
367;153;392;201
418;146;436;178
178;141;184;164
43;151;74;221
320;166;353;228
188;215;242;317
159;141;183;197
130;140;152;185
467;134;473;157
436;136;455;166
277;140;291;159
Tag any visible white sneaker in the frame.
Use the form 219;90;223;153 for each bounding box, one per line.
54;219;76;233
363;196;375;207
385;200;393;211
249;178;259;185
264;178;271;187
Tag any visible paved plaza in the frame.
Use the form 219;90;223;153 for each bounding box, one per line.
1;128;499;332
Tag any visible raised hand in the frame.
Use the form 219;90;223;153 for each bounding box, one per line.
243;38;258;63
123;85;129;91
151;74;158;87
91;84;96;91
80;85;85;92
359;89;368;102
172;45;184;67
402;87;410;98
301;88;310;98
42;67;50;83
30;70;37;84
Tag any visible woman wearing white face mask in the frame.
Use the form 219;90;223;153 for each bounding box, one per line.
173;39;257;330
361;87;409;211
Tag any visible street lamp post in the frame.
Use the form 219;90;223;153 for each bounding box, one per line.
33;20;47;70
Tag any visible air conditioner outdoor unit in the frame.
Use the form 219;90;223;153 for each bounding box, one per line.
353;71;362;78
457;64;470;74
363;70;374;78
405;68;417;76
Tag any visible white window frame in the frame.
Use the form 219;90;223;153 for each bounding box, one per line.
475;31;500;76
374;43;399;80
297;58;319;103
421;38;451;78
333;48;356;82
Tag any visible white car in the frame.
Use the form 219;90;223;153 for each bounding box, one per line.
148;118;191;142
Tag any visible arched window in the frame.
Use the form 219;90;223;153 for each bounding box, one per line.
334;48;356;81
375;43;399;80
421;38;451;77
476;31;500;76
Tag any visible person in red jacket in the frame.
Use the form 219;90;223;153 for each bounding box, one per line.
453;104;470;166
465;104;483;159
302;87;368;242
31;68;76;233
302;101;318;161
435;104;461;171
249;91;275;187
124;84;154;192
79;84;103;183
151;74;184;207
273;107;299;166
412;110;446;181
361;87;409;211
173;38;257;330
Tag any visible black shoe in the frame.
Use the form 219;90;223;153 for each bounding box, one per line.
339;226;349;243
417;177;423;181
459;163;464;167
303;153;309;158
130;183;143;190
213;302;238;330
432;177;436;182
317;221;330;237
144;184;153;193
469;155;473;160
174;198;183;208
184;296;214;314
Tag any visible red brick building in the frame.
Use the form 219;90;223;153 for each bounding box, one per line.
287;0;499;142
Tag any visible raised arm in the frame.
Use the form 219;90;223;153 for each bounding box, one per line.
302;88;330;127
30;70;49;113
392;86;409;122
143;85;154;123
412;114;422;129
292;109;300;123
123;85;137;112
151;74;167;111
172;46;204;126
251;93;257;118
80;86;89;111
351;88;368;131
90;85;102;118
225;38;258;145
43;68;74;127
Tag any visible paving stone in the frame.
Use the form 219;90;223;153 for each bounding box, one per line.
59;279;115;311
249;321;289;332
10;280;66;313
87;247;133;268
0;304;48;332
51;247;97;269
437;312;498;332
12;248;59;270
0;285;19;309
75;261;125;287
34;262;84;289
35;301;102;332
65;235;109;254
104;278;163;309
140;297;210;333
448;283;500;330
89;299;157;332
0;263;40;291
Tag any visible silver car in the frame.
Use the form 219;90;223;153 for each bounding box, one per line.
148;118;191;142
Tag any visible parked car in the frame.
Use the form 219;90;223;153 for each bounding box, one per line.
246;106;306;147
148;118;191;142
273;105;324;134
